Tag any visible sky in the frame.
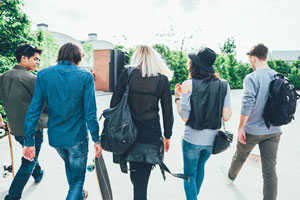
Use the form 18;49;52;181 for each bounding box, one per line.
22;0;300;62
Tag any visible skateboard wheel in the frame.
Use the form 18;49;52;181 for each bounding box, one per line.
2;170;9;178
1;163;8;169
87;164;95;172
6;165;12;172
0;129;5;137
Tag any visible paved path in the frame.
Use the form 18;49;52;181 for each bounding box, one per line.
0;90;299;200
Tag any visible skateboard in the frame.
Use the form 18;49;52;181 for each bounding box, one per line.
0;124;15;178
87;154;113;200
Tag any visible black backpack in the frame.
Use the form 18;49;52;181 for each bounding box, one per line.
100;68;138;154
263;74;300;128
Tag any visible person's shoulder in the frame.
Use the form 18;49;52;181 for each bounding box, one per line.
37;65;55;76
182;79;192;87
219;78;229;84
244;71;257;82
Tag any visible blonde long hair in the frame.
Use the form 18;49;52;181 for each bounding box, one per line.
130;45;173;80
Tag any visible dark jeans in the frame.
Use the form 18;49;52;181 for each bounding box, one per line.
55;138;88;200
182;139;212;200
129;161;153;200
5;129;44;200
229;133;281;200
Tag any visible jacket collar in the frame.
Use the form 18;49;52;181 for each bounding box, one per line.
13;65;28;71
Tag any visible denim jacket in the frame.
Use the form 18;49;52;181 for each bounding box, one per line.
24;61;99;148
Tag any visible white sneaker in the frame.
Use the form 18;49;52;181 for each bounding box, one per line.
220;165;234;184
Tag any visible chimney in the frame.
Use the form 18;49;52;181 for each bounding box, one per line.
37;23;49;31
88;33;97;40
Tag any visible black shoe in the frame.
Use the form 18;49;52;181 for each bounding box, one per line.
34;170;44;183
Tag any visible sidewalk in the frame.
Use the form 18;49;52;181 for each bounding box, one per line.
0;90;299;200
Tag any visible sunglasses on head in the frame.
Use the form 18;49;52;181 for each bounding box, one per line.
20;44;34;55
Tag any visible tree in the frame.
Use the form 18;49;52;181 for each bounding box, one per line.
153;44;188;91
292;60;300;69
0;0;39;61
0;0;44;122
83;42;93;66
288;67;300;89
220;37;237;55
267;59;291;76
37;30;59;69
214;54;229;80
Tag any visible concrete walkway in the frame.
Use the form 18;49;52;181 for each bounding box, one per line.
0;90;299;200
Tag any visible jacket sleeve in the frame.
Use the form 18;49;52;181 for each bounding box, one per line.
24;74;45;146
110;69;127;108
160;76;174;139
241;75;257;116
84;74;99;143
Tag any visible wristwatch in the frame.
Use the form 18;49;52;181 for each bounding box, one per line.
175;97;180;103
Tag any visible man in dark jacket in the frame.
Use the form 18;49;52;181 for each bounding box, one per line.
0;44;48;200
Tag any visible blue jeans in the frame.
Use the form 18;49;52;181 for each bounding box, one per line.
55;137;89;200
182;140;212;200
5;129;44;200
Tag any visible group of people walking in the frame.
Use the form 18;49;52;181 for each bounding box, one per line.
0;42;283;200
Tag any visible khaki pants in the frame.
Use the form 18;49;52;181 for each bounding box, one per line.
229;133;281;200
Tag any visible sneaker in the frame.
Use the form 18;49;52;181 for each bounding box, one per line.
220;165;234;184
34;170;44;184
83;189;88;200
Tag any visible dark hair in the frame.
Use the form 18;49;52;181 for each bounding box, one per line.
189;61;218;81
56;42;83;65
247;43;268;60
15;44;42;62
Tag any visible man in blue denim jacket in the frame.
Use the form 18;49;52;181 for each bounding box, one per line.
23;43;102;200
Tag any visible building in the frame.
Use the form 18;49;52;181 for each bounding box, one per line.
269;50;300;64
37;23;114;71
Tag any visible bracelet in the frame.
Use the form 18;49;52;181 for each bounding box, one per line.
175;97;180;103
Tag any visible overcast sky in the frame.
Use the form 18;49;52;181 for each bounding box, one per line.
23;0;300;61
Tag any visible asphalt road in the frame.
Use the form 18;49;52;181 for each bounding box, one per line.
0;90;299;200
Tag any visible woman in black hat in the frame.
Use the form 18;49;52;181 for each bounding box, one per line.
174;47;232;200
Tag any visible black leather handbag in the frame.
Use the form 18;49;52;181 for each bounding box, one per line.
212;121;233;155
212;80;233;155
100;68;138;155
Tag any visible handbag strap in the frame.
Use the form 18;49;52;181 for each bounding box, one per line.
219;80;227;131
124;67;135;94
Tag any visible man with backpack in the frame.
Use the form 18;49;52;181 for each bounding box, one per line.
223;44;282;200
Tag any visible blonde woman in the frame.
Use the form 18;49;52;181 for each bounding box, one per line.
110;45;174;200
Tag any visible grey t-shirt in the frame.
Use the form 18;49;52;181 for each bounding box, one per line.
180;83;231;146
241;68;281;135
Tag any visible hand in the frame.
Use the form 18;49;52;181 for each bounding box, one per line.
163;138;170;152
94;143;102;158
0;121;5;129
174;83;182;98
23;146;36;162
238;128;246;144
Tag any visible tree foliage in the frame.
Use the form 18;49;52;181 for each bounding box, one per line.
38;30;59;69
0;0;47;122
153;44;189;91
220;37;237;55
0;0;42;69
83;42;93;66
